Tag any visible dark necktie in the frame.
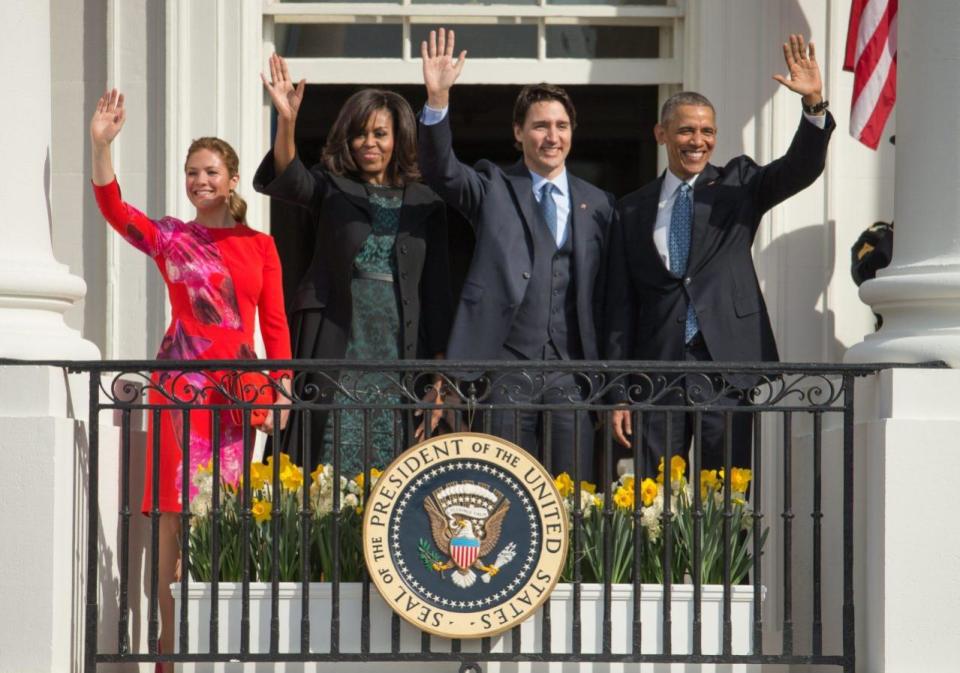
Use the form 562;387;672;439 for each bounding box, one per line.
668;183;699;342
539;182;559;247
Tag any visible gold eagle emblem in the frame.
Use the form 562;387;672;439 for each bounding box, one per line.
423;481;512;588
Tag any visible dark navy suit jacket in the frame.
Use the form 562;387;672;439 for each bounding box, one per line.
418;115;616;361
605;113;836;364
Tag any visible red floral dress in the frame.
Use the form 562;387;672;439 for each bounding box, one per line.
94;179;291;513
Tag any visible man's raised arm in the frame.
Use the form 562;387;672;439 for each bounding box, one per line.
418;27;487;223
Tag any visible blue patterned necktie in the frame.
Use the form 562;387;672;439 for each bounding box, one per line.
539;182;559;246
668;182;700;342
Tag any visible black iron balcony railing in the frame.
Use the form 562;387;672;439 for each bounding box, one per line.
11;358;936;672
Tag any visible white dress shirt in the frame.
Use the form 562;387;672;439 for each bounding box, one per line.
530;170;571;247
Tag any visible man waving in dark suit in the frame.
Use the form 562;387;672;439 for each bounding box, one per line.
605;34;835;476
418;28;616;479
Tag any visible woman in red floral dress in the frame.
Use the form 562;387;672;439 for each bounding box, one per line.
90;88;291;668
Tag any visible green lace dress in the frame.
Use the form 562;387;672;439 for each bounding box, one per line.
324;185;403;474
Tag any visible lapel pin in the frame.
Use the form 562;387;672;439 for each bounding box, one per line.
579;203;587;209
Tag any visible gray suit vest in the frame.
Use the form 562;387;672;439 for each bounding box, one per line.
503;205;582;359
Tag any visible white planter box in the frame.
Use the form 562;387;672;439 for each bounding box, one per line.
175;582;763;673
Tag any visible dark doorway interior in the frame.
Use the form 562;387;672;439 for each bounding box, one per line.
268;84;659;319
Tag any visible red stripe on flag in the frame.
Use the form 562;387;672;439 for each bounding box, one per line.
851;1;898;102
846;0;898;149
857;60;897;150
844;0;867;71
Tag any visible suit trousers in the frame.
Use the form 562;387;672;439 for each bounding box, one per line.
638;333;753;479
487;343;595;481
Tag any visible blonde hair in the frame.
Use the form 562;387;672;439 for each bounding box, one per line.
185;137;247;223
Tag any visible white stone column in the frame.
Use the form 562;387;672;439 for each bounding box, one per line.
843;5;960;673
0;2;100;672
846;1;960;365
0;0;98;360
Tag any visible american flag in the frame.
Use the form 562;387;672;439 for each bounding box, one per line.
844;0;898;149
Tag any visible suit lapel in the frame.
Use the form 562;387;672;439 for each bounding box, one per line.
640;174;672;278
567;175;594;285
687;163;720;273
503;161;539;242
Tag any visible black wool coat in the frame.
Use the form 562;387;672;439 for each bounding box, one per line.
253;151;453;360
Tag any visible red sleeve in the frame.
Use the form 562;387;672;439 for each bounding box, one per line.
257;234;292;380
92;178;162;257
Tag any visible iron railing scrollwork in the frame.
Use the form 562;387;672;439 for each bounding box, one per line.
3;357;940;672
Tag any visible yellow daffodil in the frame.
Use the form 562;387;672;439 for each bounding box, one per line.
250;462;272;491
613;486;634;510
196;459;213;475
580;480;597;494
640;478;659;507
354;467;383;491
729;467;752;494
700;469;719;499
280;463;304;491
310;464;324;485
251;498;272;523
620;476;635;493
554;472;574;498
669;455;686;482
657;455;687;483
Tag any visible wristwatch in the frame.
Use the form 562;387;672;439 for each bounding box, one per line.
802;99;829;115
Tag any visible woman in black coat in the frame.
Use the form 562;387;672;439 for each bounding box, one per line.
255;54;453;474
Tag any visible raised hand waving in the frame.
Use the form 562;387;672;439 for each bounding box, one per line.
421;27;467;108
261;53;306;122
773;34;824;104
90;88;126;147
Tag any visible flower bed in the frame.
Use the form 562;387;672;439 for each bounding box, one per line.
187;454;765;586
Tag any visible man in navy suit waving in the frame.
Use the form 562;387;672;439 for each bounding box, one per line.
418;28;616;480
605;34;835;476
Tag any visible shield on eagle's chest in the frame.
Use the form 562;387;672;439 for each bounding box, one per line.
450;536;480;570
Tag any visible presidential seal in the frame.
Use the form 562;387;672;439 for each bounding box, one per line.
363;432;568;639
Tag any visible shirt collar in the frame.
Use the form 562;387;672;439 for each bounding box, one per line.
663;169;699;198
529;168;569;199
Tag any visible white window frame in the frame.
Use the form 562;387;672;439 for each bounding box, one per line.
261;0;685;86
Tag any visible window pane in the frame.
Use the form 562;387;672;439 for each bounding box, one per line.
546;25;659;59
412;0;535;4
278;0;401;3
548;0;669;5
277;24;402;58
410;24;537;59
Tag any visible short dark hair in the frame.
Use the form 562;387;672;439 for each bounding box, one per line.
321;89;421;186
512;83;577;131
660;91;715;125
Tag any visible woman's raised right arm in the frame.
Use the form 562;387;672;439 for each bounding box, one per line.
261;53;305;175
90;88;125;186
90;89;161;256
254;54;328;215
